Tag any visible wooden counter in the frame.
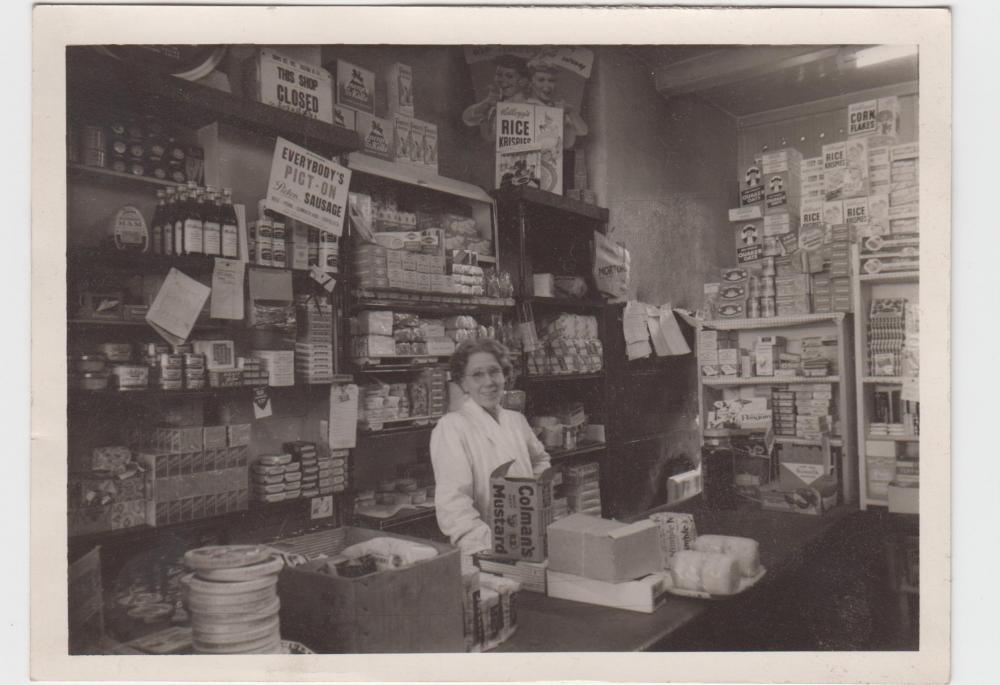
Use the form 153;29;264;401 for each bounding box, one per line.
498;501;856;652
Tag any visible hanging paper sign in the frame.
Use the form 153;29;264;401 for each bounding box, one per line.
265;137;351;236
309;265;338;293
252;386;273;419
901;377;919;403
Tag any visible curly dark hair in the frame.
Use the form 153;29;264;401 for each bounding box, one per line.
449;338;513;384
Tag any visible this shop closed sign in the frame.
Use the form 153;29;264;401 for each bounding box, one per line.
251;49;333;124
265;137;351;236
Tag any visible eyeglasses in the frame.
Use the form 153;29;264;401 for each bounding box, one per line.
466;367;505;382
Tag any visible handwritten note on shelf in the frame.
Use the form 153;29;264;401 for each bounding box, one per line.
145;268;211;347
329;383;359;450
210;258;246;320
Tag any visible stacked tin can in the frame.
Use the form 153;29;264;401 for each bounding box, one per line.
181;545;283;655
184;353;207;390
759;256;777;318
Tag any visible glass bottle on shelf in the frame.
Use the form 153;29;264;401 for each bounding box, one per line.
162;187;176;256
220;188;239;259
183;182;204;255
173;186;188;256
150;189;166;256
202;186;221;257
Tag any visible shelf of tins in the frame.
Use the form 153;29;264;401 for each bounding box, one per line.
66;48;361;159
701;375;841;388
700;312;846;331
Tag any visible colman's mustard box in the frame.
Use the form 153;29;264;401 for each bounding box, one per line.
490;462;555;562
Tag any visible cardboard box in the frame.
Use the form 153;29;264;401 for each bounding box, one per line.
244;48;334;124
843;138;870;199
760;474;839;516
277;527;464;653
763;212;799;237
546;570;671;613
740;159;764;208
734;220;763;264
333;104;356;131
778;442;831;490
887;483;918;514
490;462;556;562
357;112;394;161
547;513;661;583
383;62;414;117
729;205;763;222
68;547;104;654
335;59;375;114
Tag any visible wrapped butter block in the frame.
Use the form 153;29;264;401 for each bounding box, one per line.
691;534;761;578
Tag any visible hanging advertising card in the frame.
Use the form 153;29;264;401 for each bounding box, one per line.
265;137;351;237
246;49;334;123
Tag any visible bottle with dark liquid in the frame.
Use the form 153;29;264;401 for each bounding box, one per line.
162;187;176;256
183;182;204;255
173;187;188;256
202;186;221;257
150;189;166;255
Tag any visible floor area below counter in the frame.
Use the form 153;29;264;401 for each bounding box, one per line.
652;509;918;651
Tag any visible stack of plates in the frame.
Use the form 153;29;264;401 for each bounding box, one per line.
181;545;284;654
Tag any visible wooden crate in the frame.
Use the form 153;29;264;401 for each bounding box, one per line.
276;526;464;653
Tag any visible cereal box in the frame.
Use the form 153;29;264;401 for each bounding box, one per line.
495;101;563;194
843;137;870;199
823;142;846;201
764;212;799;237
740;159;764;208
848;99;878;138
801;199;823;227
336;60;375;114
762;149;802;214
823;200;844;226
844;196;869;226
734;220;763;264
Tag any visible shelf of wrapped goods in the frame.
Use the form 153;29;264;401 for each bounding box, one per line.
347;152;495;206
858;271;920;284
700;313;845;330
547;441;607;462
774;436;844;447
68;386;254;402
358;414;442;434
702;375;840;387
525;296;607;311
67;248;333;277
67;317;237;333
521;372;605;383
352;356;450;370
351;289;515;314
67;49;362;159
68;163;182;189
865;434;920;442
67;495;332;554
862;376;913;384
353;503;437;531
494;185;610;222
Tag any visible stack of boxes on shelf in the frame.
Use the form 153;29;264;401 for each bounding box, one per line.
870;386;919;437
794;383;836;441
67;445;148;535
771;389;797;438
867;298;916;377
866;440;919;502
700;329;839;382
557;462;602;516
127;424;251;526
251;441;348;504
295;299;335;384
252;452;302;503
526;313;603;376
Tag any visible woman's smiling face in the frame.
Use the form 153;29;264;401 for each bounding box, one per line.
460;351;505;410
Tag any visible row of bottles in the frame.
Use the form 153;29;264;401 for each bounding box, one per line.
149;182;240;258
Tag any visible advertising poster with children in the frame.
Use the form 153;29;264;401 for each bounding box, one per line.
463;46;593;149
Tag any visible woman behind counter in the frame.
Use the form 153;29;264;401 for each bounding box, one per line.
430;338;551;557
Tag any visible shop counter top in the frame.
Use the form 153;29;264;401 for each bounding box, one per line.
497;501;856;652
